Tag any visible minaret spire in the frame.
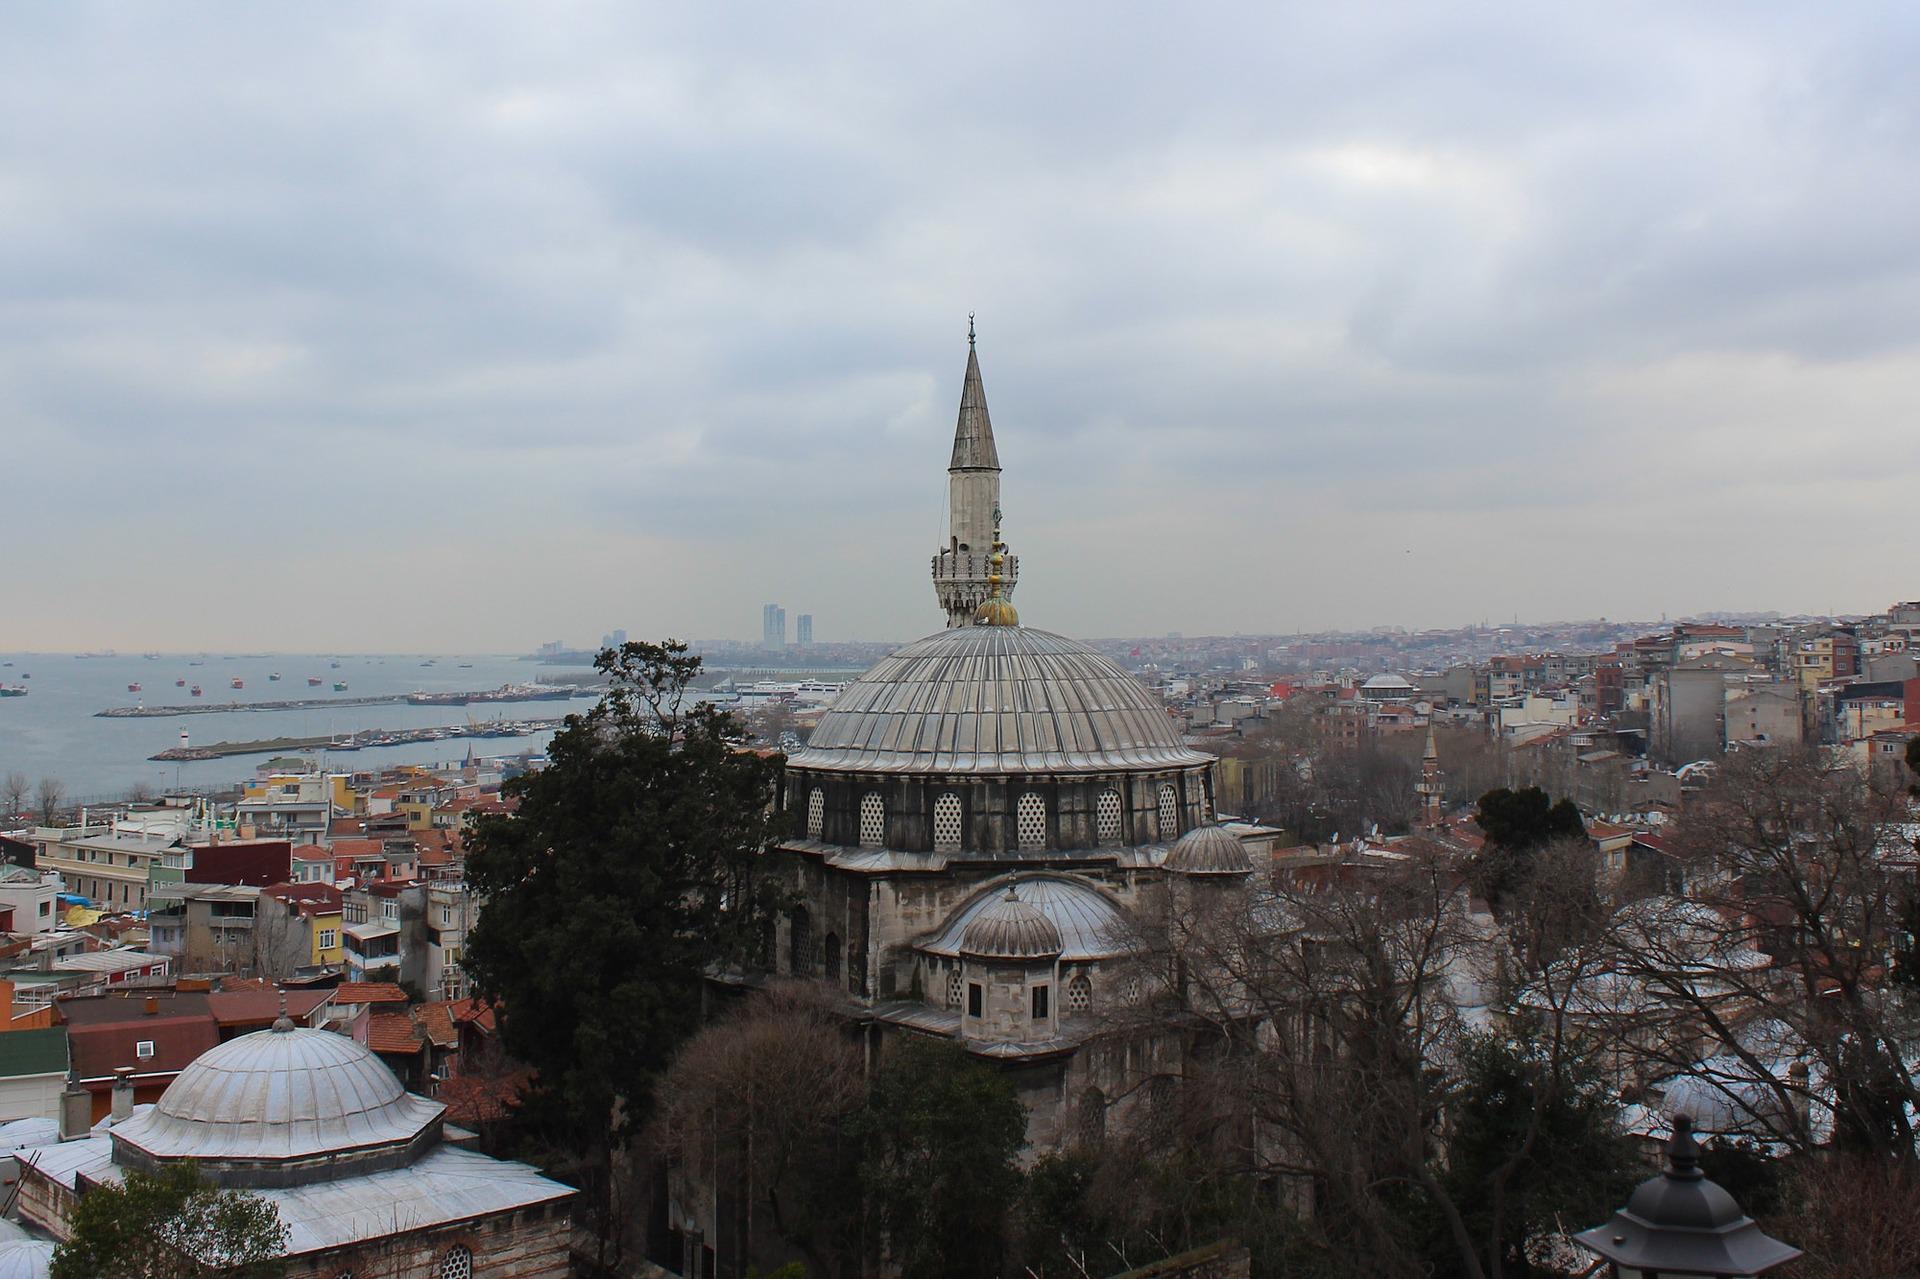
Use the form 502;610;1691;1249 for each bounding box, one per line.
1417;720;1445;826
932;320;1018;626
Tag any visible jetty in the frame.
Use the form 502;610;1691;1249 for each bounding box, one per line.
99;685;588;718
149;718;568;761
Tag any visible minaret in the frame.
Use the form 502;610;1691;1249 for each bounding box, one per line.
932;318;1018;626
1416;721;1445;826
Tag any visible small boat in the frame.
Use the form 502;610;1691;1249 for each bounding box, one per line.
332;681;349;691
268;672;282;682
330;661;341;669
230;678;244;690
190;685;203;697
0;684;26;698
307;676;323;686
127;683;142;693
175;679;186;687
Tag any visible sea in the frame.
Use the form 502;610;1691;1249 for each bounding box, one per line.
0;652;602;804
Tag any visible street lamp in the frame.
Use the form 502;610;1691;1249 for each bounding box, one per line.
1573;1114;1800;1278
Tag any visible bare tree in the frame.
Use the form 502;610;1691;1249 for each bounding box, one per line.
34;777;65;825
1;773;27;821
1601;747;1920;1159
652;981;866;1277
1773;1154;1920;1279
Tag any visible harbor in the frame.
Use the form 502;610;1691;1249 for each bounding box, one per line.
148;717;570;761
96;683;586;718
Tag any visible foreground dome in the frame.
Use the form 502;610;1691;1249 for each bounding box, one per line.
112;1023;444;1180
961;889;1064;960
791;625;1211;775
1165;825;1255;875
923;875;1136;962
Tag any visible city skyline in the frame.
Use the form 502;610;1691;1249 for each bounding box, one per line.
4;4;1918;652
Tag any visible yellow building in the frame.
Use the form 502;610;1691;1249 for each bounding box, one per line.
258;883;347;976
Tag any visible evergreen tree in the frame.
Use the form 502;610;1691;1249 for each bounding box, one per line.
462;640;791;1249
1469;787;1586;912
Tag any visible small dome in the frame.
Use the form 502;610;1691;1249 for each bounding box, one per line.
962;888;1063;960
0;1241;53;1279
1165;825;1254;875
111;1024;443;1173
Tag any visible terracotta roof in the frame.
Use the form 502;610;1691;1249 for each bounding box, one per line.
260;882;344;914
439;997;497;1033
331;982;408;1005
206;988;334;1027
329;839;385;860
367;1010;426;1056
415;1003;458;1049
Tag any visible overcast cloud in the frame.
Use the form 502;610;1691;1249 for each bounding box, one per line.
3;2;1917;651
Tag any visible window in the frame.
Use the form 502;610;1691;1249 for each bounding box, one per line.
858;793;885;848
932;793;963;850
1095;789;1122;845
1066;973;1092;1014
438;1246;472;1279
1123;975;1142;1006
806;788;825;840
135;1040;155;1060
789;908;813;974
967;982;982;1018
1031;985;1049;1020
947;968;963;1010
318;929;337;950
1076;1087;1107;1146
1016;792;1047;850
1157;783;1180;842
825;932;842;984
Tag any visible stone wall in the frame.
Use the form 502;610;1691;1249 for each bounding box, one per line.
285;1204;572;1279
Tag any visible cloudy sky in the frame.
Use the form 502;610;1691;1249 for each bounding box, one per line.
4;3;1917;652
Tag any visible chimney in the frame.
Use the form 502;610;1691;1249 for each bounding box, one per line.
111;1067;135;1123
58;1086;90;1141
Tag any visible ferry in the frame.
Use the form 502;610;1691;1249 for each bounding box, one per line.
175;679;186;687
230;678;245;690
329;661;341;669
190;685;203;697
0;684;26;698
127;683;142;693
268;673;282;682
332;681;349;692
307;677;323;687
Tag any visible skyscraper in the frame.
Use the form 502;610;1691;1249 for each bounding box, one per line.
762;604;786;648
796;614;813;645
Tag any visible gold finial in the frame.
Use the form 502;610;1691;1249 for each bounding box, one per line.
968;313;976;349
972;505;1019;626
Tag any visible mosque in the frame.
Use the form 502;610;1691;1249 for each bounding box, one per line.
762;327;1266;1146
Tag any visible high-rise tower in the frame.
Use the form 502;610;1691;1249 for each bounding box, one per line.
931;320;1019;627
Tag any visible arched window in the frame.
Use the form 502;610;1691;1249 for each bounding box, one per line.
1157;783;1180;842
1016;792;1047;850
1066;972;1092;1014
806;788;824;840
1095;789;1122;845
1076;1087;1107;1146
789;907;813;974
947;967;964;1011
824;932;842;983
858;793;885;848
438;1247;473;1279
933;793;963;850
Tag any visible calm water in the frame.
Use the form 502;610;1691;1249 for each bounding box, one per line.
0;653;599;802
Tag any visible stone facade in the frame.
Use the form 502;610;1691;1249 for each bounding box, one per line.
284;1209;572;1279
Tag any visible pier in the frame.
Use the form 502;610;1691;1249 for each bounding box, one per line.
99;685;587;718
148;718;568;761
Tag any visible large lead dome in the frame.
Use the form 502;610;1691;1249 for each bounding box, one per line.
790;624;1211;775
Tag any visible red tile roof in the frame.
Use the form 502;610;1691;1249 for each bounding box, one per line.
415;1003;458;1050
206;989;334;1028
436;1070;533;1126
429;997;497;1034
366;1010;426;1056
331;982;408;1005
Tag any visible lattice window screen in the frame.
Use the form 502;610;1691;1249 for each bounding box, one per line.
858;793;885;848
1016;792;1047;850
439;1248;473;1279
1095;790;1122;845
948;968;964;1011
1066;973;1092;1014
806;788;825;840
1157;784;1180;842
933;794;963;850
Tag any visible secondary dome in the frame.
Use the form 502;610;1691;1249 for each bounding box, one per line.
0;1241;52;1279
111;1023;444;1178
961;889;1063;960
790;625;1212;775
923;875;1136;962
1165;825;1254;875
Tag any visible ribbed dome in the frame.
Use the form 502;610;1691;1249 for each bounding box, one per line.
111;1024;443;1168
790;625;1211;775
962;888;1064;960
1165;825;1254;875
0;1242;52;1279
